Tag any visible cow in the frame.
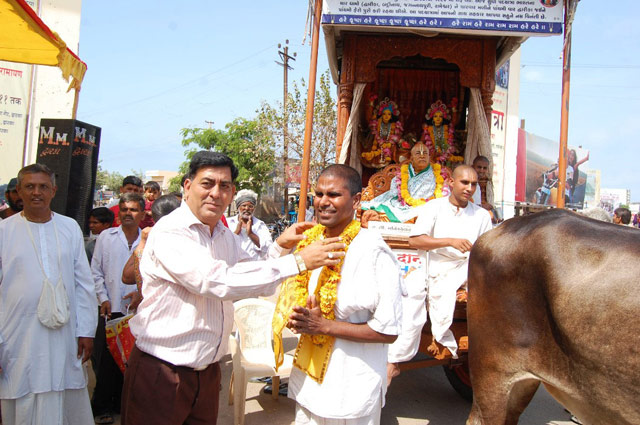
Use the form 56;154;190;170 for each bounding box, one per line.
466;208;640;425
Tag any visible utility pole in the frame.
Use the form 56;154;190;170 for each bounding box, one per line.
276;40;296;217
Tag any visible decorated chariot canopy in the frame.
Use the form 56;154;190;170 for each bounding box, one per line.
322;0;565;86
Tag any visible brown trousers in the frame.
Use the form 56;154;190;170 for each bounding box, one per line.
121;346;221;425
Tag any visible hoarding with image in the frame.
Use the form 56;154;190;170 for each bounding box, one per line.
516;131;589;209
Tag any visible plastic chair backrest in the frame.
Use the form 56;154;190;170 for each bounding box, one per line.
233;299;276;358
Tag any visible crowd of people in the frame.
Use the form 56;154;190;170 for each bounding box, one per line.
0;150;637;425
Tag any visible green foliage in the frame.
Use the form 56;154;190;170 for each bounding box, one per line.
96;163;148;192
95;162;124;192
175;69;337;195
177;117;276;195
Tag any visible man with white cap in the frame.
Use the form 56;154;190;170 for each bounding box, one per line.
227;189;273;259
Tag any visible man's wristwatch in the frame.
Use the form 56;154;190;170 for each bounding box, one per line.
294;252;307;273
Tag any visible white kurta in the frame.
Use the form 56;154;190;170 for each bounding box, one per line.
288;229;403;421
91;226;141;313
471;184;483;206
227;215;273;260
0;213;97;399
409;196;491;357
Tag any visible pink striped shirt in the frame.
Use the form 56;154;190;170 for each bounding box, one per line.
129;203;297;368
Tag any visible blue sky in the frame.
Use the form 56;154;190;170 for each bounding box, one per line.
77;1;640;200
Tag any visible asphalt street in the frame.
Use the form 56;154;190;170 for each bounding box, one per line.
100;350;578;425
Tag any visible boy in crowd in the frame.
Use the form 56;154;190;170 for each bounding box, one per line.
85;207;115;262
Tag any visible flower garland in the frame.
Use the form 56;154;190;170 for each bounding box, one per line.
397;163;445;207
292;220;361;345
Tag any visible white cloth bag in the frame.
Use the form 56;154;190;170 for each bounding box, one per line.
23;214;71;329
37;275;70;329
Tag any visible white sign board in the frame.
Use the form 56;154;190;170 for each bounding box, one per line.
0;62;32;185
322;0;563;35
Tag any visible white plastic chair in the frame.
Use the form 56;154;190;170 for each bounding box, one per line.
228;298;294;425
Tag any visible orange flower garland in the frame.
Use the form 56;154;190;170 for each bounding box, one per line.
399;163;444;206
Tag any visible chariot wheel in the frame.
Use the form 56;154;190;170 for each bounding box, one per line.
443;359;473;402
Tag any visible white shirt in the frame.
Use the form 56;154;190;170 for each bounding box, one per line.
226;214;273;260
410;196;492;279
471;184;483;206
0;213;97;399
91;226;141;313
288;229;403;419
130;203;298;369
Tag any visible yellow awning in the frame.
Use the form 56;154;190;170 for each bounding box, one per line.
0;0;86;90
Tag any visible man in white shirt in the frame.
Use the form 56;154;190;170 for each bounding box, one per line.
471;155;490;207
387;165;492;381
0;164;96;425
283;164;403;425
227;189;273;259
90;192;145;424
120;151;345;425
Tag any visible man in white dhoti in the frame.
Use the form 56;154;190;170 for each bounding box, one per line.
274;165;403;425
387;165;491;382
0;164;97;425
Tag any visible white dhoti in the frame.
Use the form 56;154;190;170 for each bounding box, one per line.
388;269;427;363
1;388;93;425
295;401;381;425
427;256;468;358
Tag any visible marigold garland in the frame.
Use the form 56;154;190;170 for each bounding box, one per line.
397;163;444;207
291;220;361;345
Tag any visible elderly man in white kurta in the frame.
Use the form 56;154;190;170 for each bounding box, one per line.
277;164;403;425
388;165;491;371
0;164;97;425
227;189;273;259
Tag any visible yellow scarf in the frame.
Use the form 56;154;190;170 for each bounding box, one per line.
272;220;361;383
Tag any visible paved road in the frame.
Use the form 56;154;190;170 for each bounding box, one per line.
104;354;578;424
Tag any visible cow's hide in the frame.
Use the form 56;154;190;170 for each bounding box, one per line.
467;209;640;425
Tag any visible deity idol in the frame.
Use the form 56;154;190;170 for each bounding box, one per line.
361;96;403;168
421;99;463;165
361;142;449;224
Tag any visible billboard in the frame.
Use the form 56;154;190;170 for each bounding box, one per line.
490;60;509;204
515;131;589;209
599;188;630;214
322;0;563;35
0;63;32;185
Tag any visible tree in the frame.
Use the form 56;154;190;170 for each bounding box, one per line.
259;70;337;185
96;163;146;192
173;117;276;195
95;162;124;192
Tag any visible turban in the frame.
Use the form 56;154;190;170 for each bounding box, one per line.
235;189;258;208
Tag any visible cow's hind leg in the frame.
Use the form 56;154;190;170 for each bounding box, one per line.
467;376;540;425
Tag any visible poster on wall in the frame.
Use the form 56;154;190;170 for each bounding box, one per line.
516;131;590;209
322;0;563;35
